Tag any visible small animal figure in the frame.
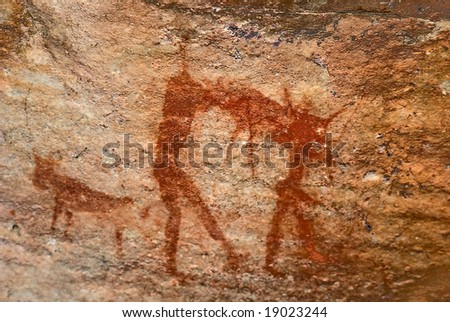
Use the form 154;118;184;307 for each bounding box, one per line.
32;154;151;257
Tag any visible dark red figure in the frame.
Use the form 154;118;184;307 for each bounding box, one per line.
32;154;152;257
154;45;342;276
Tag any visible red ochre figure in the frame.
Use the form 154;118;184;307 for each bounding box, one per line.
32;154;152;257
154;44;343;276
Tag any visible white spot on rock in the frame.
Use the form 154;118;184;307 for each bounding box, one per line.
363;170;382;182
439;80;450;95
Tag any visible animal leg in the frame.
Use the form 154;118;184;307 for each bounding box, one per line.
63;209;73;240
157;164;239;275
115;226;124;258
294;210;326;262
293;190;327;263
183;182;240;271
161;192;183;275
51;199;63;231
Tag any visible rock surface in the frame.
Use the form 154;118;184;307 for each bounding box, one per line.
0;0;449;301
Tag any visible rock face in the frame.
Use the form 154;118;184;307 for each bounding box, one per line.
0;0;449;301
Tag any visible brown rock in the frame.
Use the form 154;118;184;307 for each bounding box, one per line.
0;0;449;301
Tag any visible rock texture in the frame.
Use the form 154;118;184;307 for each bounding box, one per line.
1;0;449;301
